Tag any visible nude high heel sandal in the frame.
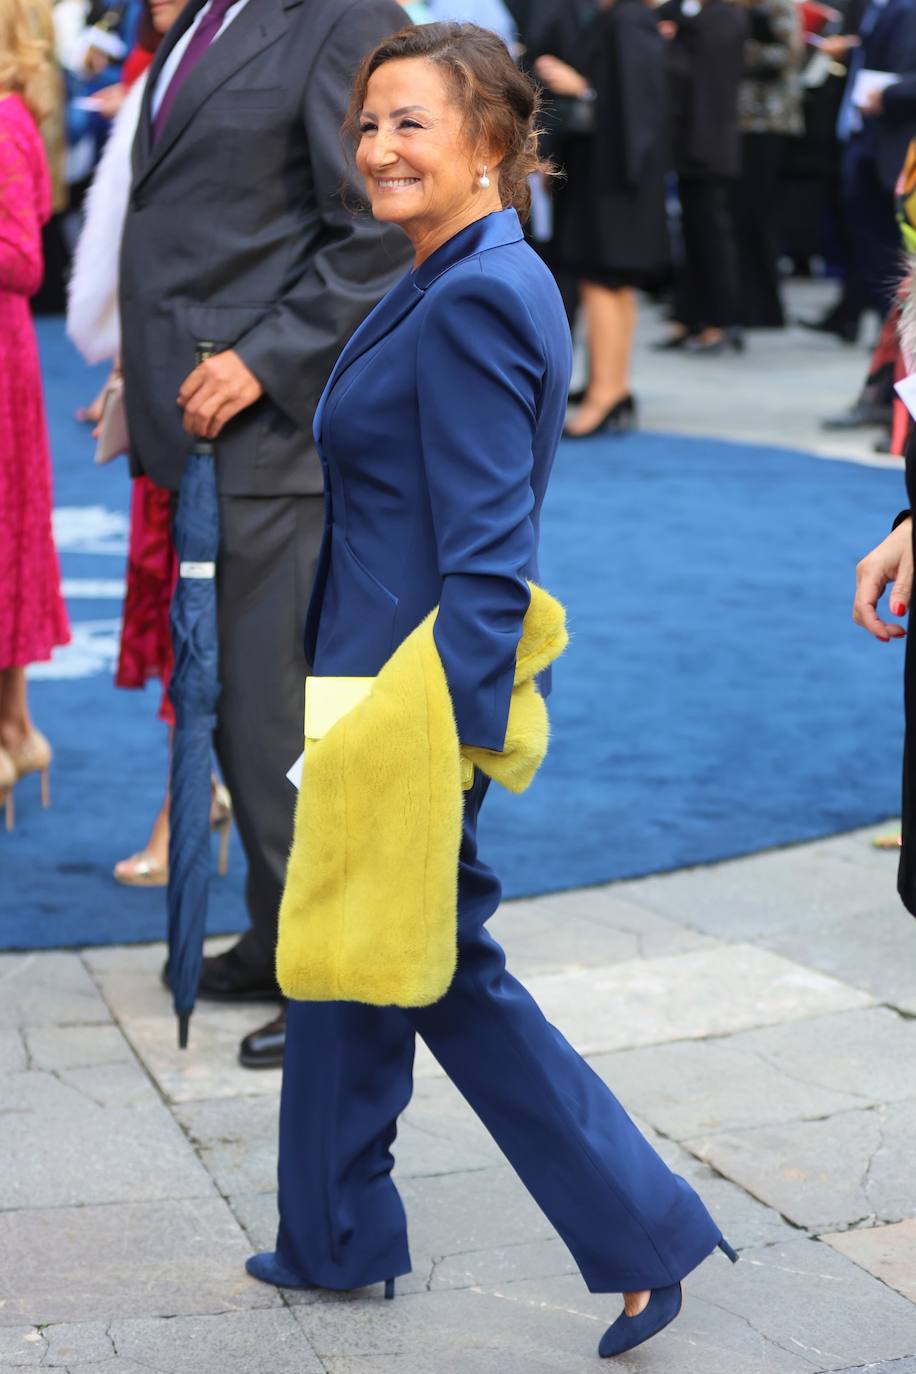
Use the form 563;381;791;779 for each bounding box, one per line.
210;781;233;877
0;748;15;832
6;729;52;818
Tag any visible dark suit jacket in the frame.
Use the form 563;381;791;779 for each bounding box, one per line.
852;0;916;189
119;0;412;496
658;0;749;179
304;210;573;751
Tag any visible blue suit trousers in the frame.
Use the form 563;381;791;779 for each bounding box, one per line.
275;776;722;1293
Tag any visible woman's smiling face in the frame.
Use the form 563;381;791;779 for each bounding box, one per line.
356;58;493;246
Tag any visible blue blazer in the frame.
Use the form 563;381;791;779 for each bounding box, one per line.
304;208;573;752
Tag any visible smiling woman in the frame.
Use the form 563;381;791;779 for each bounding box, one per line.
346;21;549;264
245;20;741;1362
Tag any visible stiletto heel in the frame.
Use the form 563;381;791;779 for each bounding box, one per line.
215;814;231;875
6;729;52;815
210;781;232;876
0;748;15;831
718;1238;739;1263
384;1277;396;1300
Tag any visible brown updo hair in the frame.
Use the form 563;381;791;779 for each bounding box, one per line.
346;22;551;221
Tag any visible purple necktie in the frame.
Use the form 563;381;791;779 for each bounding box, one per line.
151;0;239;143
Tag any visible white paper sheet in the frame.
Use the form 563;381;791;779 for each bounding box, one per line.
894;372;916;422
851;69;899;109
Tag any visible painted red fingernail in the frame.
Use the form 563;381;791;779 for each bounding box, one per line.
894;602;907;616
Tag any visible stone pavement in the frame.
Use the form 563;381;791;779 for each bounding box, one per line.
4;825;916;1373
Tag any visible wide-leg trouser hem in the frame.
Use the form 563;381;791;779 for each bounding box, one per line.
581;1231;726;1295
269;1250;414;1294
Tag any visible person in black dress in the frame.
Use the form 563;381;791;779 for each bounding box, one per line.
534;0;669;438
654;0;748;354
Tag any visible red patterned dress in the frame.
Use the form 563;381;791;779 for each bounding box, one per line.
0;94;70;668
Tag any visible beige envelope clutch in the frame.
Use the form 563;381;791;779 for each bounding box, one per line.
291;675;474;789
94;375;129;466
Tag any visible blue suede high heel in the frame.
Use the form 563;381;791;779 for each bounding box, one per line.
598;1239;738;1359
245;1251;396;1299
598;1282;683;1359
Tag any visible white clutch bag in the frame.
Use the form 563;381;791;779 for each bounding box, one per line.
94;375;129;465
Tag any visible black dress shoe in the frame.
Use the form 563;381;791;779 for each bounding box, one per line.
651;331;692;352
684;329;745;356
821;399;893;431
239;1006;287;1069
161;944;283;1003
798;314;859;345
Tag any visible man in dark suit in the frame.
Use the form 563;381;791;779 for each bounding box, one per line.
119;0;411;1067
834;0;916;319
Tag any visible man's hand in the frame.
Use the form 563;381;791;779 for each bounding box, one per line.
533;54;590;99
857;86;884;117
817;33;860;61
178;349;264;440
853;519;912;642
92;83;126;119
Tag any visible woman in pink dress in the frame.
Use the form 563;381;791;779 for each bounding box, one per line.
0;0;71;828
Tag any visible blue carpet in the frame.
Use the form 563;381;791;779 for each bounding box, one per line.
0;318;905;949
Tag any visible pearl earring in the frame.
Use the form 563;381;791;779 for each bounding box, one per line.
478;166;490;189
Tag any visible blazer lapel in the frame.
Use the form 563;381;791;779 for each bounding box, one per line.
133;0;205;181
314;271;421;437
315;210;525;438
134;0;292;190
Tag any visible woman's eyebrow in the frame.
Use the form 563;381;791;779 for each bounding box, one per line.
358;104;431;121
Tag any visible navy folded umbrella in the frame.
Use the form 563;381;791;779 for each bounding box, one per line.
167;356;221;1049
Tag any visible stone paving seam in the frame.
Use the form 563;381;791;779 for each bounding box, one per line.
740;1038;883;1110
859;1108;889;1223
881;1004;916;1022
830;1360;916;1373
689;1292;825;1371
634;1114;812;1249
816;1230;916;1310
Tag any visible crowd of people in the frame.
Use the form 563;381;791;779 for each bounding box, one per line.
4;0;916;1356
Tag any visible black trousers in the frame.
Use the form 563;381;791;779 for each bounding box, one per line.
674;175;740;332
841;139;903;321
213;492;324;974
734;132;786;329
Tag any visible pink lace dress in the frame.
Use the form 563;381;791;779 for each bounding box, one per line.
0;94;69;668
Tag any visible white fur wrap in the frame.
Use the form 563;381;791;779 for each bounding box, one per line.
66;74;146;365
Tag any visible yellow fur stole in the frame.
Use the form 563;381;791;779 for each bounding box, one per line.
276;584;568;1007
